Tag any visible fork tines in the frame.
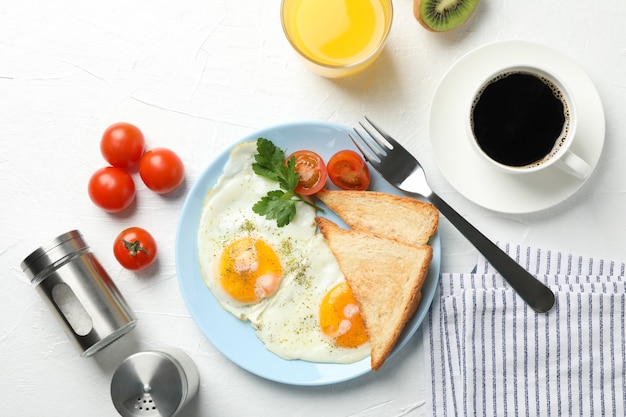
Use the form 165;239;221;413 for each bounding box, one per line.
349;117;395;163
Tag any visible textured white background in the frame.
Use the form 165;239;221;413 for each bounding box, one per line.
2;0;626;416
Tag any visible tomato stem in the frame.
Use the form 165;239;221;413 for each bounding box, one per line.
122;239;148;256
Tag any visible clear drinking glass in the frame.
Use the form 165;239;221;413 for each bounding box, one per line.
281;0;393;78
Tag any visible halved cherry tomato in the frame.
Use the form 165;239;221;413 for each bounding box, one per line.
327;150;370;190
286;150;328;195
100;122;145;168
88;166;136;212
113;227;158;271
139;147;185;194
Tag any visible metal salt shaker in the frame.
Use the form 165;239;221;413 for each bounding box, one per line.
21;230;137;357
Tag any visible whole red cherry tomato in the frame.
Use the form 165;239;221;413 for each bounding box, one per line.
88;166;136;212
327;150;370;190
286;150;328;195
100;122;145;168
113;227;158;271
139;147;185;194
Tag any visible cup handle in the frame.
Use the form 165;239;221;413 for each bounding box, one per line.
555;150;591;179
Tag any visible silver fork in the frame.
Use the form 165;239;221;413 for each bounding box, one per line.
350;117;555;313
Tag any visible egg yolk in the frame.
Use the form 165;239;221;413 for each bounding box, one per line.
319;282;368;348
219;237;283;304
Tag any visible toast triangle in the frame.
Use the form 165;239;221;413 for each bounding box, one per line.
315;217;432;370
316;190;438;246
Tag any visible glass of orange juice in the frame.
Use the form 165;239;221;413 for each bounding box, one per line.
281;0;393;78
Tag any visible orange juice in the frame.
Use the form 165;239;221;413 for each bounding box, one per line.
281;0;392;77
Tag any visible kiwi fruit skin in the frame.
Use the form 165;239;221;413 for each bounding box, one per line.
414;0;480;32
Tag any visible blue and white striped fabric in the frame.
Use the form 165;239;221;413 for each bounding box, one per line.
424;245;626;416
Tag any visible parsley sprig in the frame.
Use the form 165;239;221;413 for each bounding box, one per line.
252;138;323;227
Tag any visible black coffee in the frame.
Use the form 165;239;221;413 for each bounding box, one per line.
471;71;569;167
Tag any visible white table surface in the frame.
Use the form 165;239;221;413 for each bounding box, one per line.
2;1;626;416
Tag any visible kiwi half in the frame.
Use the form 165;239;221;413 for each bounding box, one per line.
414;0;480;32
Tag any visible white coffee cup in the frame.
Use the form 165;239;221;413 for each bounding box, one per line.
467;65;590;179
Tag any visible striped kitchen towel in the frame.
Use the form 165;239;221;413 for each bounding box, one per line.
424;245;626;416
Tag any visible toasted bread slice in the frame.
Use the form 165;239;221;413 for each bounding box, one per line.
316;190;438;246
315;217;432;371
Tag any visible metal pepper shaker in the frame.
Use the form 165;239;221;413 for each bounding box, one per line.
21;230;137;357
110;347;200;417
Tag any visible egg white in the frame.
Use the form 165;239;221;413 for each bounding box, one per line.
197;141;370;364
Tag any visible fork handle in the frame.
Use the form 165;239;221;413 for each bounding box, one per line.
429;193;555;313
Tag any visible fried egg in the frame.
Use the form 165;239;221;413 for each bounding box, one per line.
254;233;369;362
197;141;369;364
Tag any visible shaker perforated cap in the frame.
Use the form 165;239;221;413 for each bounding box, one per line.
111;349;199;417
21;230;87;285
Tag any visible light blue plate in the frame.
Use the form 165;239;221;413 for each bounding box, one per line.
175;120;441;386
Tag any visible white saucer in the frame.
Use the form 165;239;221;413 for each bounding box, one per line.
429;40;605;214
